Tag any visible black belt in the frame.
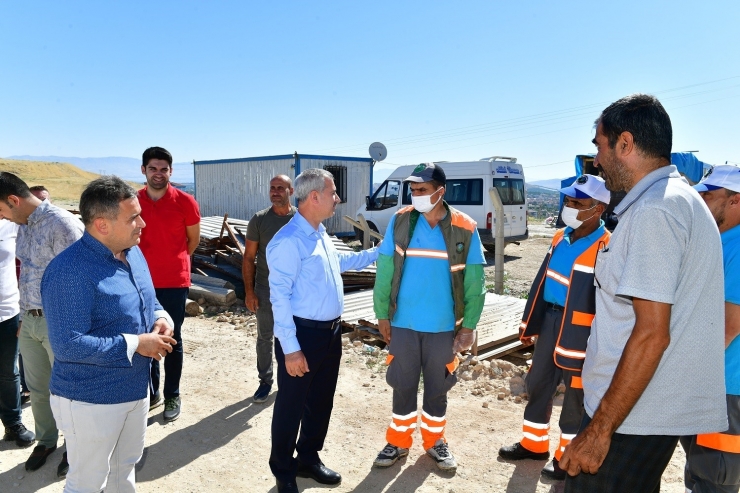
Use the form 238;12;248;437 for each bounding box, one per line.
27;309;43;317
545;303;564;312
293;316;341;329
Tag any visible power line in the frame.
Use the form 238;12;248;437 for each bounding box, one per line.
309;75;740;155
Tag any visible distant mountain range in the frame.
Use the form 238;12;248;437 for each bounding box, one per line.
8;155;194;184
528;178;565;191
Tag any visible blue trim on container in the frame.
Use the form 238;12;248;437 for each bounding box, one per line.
194;154;295;165
369;161;374;195
193;153;373;166
298;154;373;163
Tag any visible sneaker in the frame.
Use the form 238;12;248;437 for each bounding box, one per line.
253;383;271;403
498;442;550;461
149;393;162;410
426;439;457;472
3;423;35;448
57;452;69;478
373;443;409;468
163;397;181;422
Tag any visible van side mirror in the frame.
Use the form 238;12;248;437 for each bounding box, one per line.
365;196;370;208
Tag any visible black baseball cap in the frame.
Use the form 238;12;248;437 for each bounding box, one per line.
404;163;447;184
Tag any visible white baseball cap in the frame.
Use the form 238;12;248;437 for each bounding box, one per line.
560;174;611;204
693;165;740;194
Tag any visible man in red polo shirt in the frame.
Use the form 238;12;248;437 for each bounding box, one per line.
138;146;201;422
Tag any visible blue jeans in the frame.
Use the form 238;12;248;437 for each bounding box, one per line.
0;314;22;428
150;287;188;400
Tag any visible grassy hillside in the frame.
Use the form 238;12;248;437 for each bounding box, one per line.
0;158;142;208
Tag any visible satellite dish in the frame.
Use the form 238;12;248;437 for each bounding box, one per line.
369;142;387;162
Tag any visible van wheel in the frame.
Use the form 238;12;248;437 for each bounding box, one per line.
484;243;506;253
355;223;380;246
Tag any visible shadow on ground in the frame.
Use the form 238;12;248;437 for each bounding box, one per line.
136;396;270;481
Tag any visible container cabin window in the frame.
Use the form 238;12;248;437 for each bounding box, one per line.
324;165;347;203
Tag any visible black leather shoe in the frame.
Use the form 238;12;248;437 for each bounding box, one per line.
4;423;35;448
57;452;69;478
498;442;550;461
276;479;299;493
297;461;342;485
541;458;566;480
25;444;57;471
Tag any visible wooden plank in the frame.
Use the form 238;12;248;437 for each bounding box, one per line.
224;221;245;256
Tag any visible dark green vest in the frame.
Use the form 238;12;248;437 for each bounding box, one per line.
389;202;476;332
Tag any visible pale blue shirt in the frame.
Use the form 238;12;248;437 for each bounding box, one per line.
267;211;379;354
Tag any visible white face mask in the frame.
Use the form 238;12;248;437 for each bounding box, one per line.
561;204;598;229
411;187;444;213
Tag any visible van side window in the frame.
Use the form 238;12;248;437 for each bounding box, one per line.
493;179;525;205
402;179;483;205
370;180;400;210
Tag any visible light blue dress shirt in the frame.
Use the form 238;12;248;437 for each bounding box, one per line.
267;211;379;354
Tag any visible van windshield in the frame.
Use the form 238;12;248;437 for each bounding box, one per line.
402;178;483;205
493;179;525;205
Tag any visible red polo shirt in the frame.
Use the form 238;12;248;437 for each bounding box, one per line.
137;185;201;288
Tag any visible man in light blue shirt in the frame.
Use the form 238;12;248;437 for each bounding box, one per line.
682;165;740;493
267;168;378;493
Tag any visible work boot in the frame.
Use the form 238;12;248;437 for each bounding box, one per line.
541;458;566;480
498;442;550;460
3;423;35;448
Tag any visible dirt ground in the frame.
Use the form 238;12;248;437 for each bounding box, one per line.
0;228;688;492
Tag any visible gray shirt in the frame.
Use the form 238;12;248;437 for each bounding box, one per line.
16;201;84;311
246;206;296;288
582;165;727;435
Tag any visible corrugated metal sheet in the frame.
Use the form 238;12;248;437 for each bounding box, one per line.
298;157;370;235
194;157;294;221
194;155;371;235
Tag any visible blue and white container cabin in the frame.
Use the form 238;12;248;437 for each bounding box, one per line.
193;153;374;236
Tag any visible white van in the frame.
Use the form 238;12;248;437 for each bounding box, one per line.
356;157;528;251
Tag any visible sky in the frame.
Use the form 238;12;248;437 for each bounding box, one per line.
1;1;739;184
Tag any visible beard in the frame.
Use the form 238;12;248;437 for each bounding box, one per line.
600;157;633;193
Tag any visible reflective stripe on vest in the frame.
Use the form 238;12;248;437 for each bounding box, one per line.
546;269;570;286
554;346;586;359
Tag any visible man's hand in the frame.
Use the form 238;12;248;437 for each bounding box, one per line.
520;336;536;346
245;291;259;313
16;320;22;338
378;319;391;344
452;328;476;353
137;333;177;361
152;318;174;338
285;350;310;377
559;422;612;476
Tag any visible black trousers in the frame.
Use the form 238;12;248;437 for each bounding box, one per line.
564;413;678;493
269;319;342;482
150;287;188;400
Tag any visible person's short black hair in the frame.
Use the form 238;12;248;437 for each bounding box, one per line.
0;172;31;202
597;94;672;161
80;176;137;226
142;147;173;168
29;185;49;193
